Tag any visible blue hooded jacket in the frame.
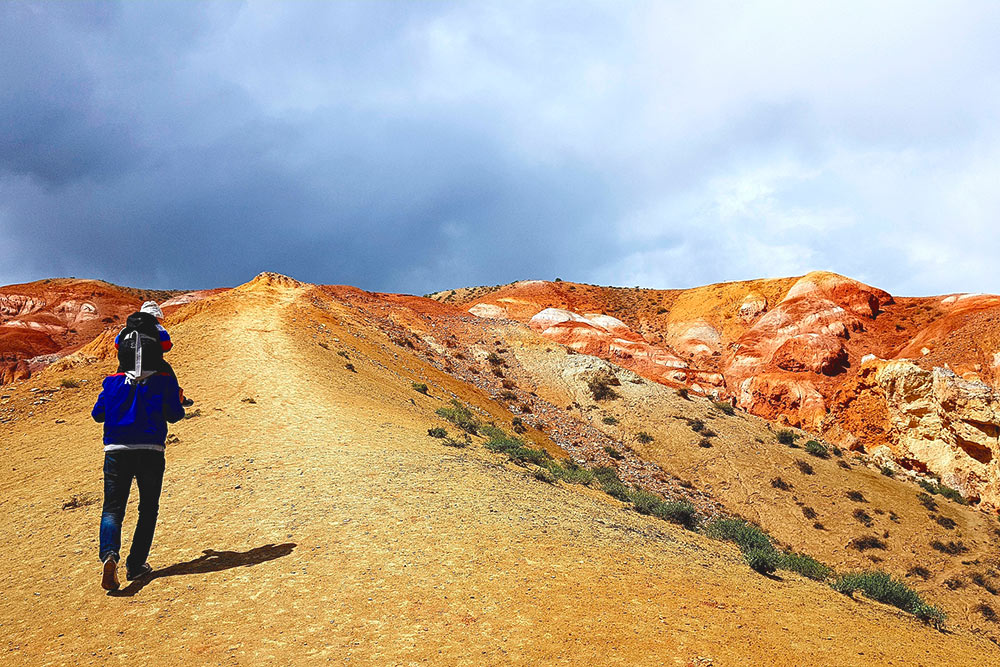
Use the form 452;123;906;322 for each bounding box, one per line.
92;373;185;446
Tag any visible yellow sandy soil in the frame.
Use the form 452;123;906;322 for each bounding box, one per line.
1;275;996;665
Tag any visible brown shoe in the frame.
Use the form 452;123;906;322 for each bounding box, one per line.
101;554;120;591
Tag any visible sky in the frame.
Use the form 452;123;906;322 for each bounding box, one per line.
1;1;999;296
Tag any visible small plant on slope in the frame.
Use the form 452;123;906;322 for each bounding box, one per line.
831;571;946;628
804;440;828;458
587;376;619;401
712;400;735;416
435;400;480;435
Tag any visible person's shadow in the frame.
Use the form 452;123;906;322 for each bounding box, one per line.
109;543;296;597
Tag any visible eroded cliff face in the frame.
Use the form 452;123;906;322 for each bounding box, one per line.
520;307;727;392
436;273;1000;506
860;360;1000;505
0;279;196;384
722;272;891;429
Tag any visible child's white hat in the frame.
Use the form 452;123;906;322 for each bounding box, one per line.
140;301;163;319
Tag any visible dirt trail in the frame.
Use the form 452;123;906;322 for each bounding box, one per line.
1;277;996;665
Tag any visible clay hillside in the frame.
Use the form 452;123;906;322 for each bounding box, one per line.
2;272;1000;664
432;272;1000;509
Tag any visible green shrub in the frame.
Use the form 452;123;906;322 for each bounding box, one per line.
499;390;517;402
704;518;772;552
917;492;938;511
59;378;79;389
744;547;781;575
653;500;698;529
776;429;797;445
442;436;470;448
594;467;631;501
688;419;705;433
831;571;946;628
533;467;557;483
587;376;619;401
916;479;966;504
427;427;447;438
481;425;550;465
771;477;791;491
628;489;664;516
848;535;887;551
846;490;867;502
676;387;689;399
853;509;873;527
435;400;480;435
636;432;654;444
602;415;619;425
804;440;828;458
713;401;735;415
936;484;966;505
970;572;999;595
794;460;814;475
412;382;429;395
604;446;624;460
780;552;832;581
977;604;997;622
698;438;713;448
486;352;505;366
552;461;594;485
930;540;967;555
511;417;526;434
880;465;895;477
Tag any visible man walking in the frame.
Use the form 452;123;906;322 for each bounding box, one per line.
92;329;185;590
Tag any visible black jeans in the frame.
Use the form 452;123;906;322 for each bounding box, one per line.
99;449;165;572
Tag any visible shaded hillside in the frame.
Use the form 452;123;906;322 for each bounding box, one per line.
2;273;997;664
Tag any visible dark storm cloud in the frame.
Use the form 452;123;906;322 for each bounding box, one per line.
0;1;617;292
2;1;1000;295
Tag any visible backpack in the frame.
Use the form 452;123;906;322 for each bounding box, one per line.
116;324;164;381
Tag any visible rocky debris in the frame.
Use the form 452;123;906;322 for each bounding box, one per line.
873;360;1000;506
468;303;508;319
737;373;827;427
739;292;768;322
237;272;306;292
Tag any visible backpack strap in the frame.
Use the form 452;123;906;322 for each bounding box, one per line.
125;330;155;385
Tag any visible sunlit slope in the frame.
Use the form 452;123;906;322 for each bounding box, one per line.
1;273;995;665
508;340;1000;641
